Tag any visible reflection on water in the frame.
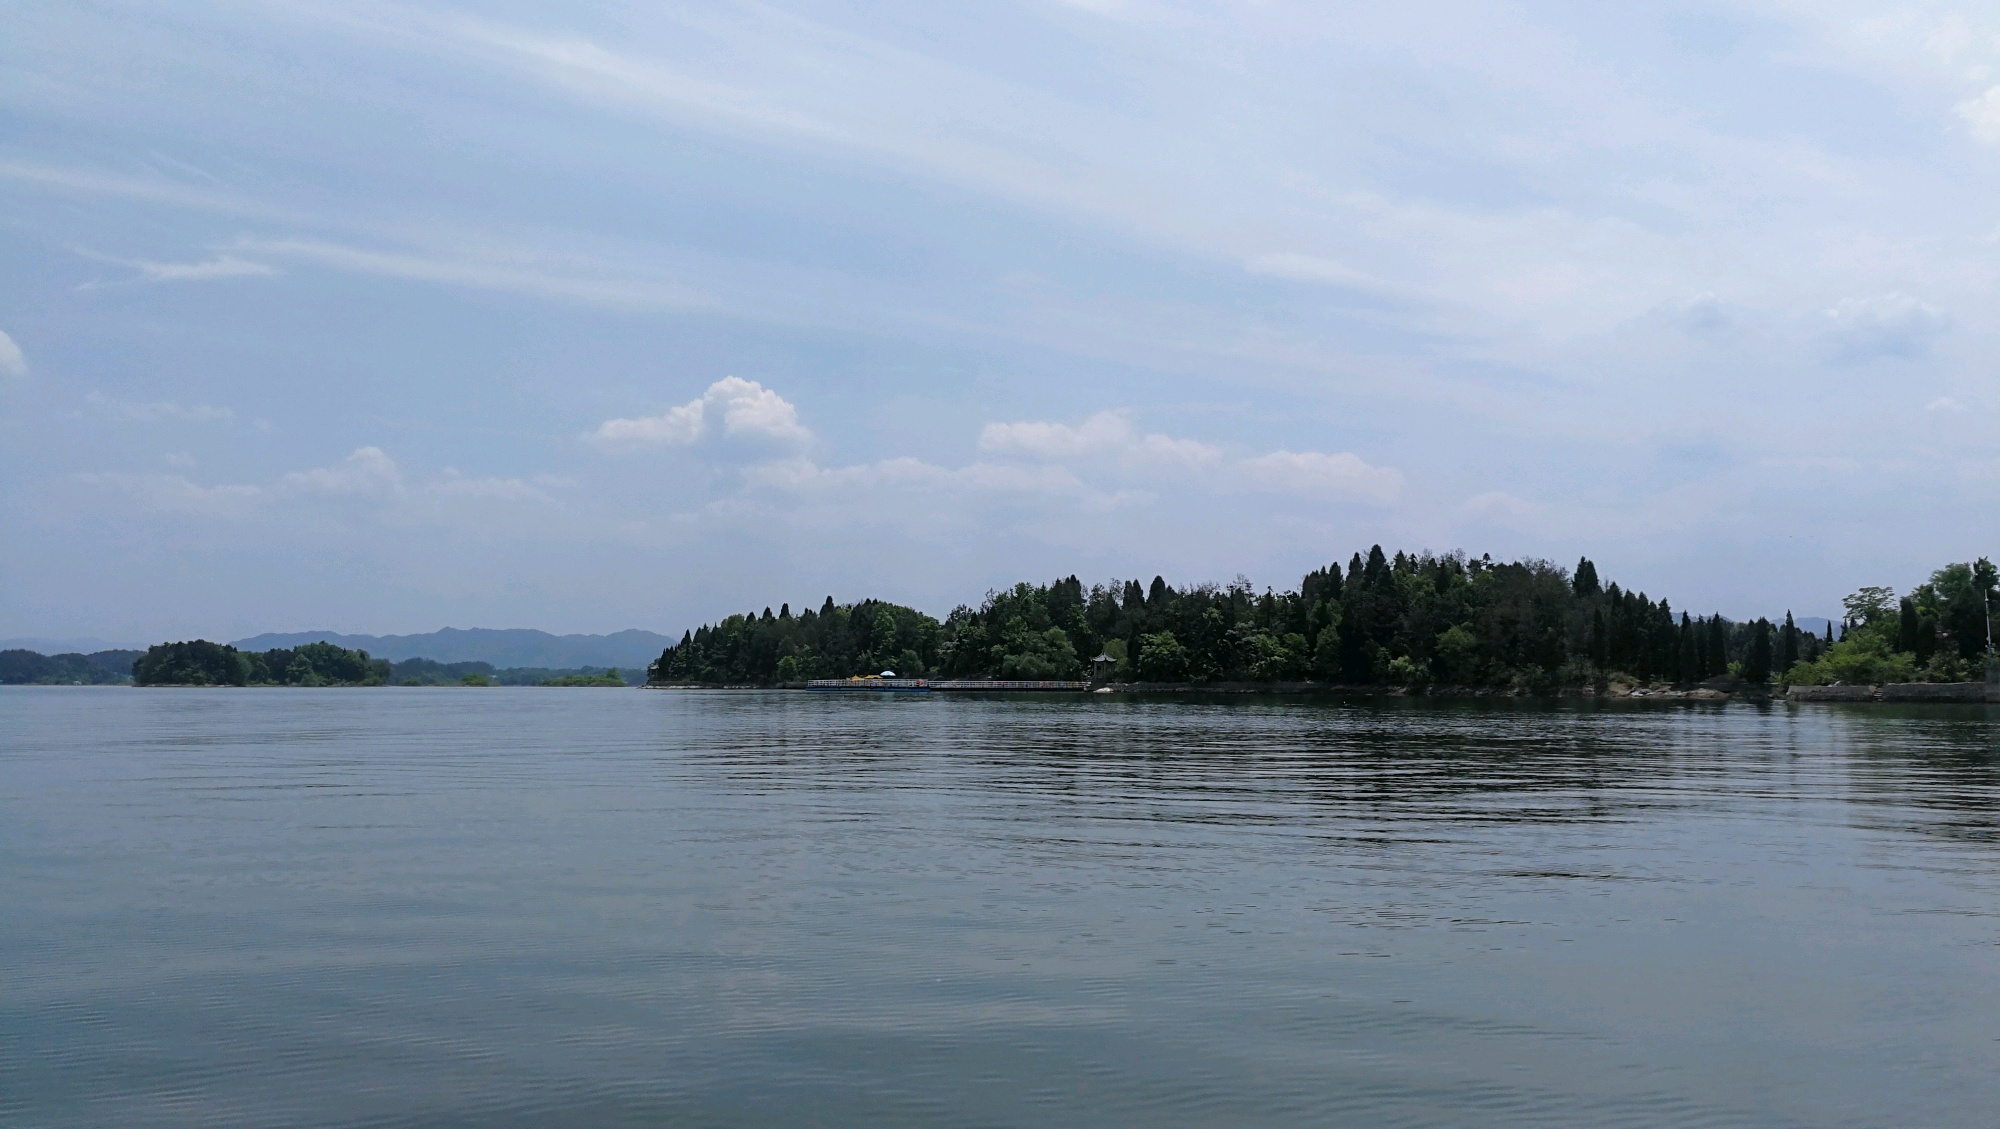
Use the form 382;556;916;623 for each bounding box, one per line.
3;689;1997;1128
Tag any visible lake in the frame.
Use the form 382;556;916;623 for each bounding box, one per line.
3;688;1997;1127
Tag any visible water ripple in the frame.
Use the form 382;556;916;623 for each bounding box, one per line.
3;688;1997;1128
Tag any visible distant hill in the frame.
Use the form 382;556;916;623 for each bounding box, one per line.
230;627;674;670
0;636;130;654
1;649;143;684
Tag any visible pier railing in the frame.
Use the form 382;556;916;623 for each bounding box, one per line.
928;680;1088;691
804;678;1088;692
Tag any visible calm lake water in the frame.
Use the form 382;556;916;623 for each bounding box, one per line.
3;688;1998;1128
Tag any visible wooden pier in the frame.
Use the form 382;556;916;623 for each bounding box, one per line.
804;678;1088;692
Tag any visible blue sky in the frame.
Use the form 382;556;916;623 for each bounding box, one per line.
5;0;1999;643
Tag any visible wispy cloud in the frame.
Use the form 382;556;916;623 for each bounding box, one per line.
134;255;276;284
0;160;297;221
1956;85;2000;144
1822;293;1948;361
1238;450;1403;504
85;392;234;422
1243;252;1381;290
745;455;1095;497
1462;490;1543;523
80;447;558;523
72;249;277;290
0;330;25;381
978;410;1221;468
237;238;711;311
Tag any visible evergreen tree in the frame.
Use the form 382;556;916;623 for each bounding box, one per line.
1675;613;1694;682
1363;544;1389;586
1573;557;1600;598
1744;619;1773;684
1780;611;1798;674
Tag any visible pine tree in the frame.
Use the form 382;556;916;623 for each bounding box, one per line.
1745;619;1773;684
1676;613;1693;682
1780;611;1798;674
1573;557;1601;598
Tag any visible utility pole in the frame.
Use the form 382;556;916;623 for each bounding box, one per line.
1975;558;1998;679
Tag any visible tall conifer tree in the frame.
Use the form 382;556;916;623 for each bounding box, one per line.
1745;619;1772;684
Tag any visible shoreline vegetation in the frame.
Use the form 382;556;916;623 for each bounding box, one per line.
0;639;640;687
0;649;144;686
14;547;1993;699
647;547;1999;698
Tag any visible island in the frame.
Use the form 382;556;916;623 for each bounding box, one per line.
647;547;1998;698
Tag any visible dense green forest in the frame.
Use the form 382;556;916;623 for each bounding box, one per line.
649;549;1997;691
135;640;394;686
123;643;642;687
387;658;642;686
0;649;143;685
1784;561;1998;686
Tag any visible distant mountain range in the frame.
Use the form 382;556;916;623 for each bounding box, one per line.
229;628;675;670
0;636;130;654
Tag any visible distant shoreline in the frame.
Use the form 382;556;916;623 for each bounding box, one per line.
646;680;2000;702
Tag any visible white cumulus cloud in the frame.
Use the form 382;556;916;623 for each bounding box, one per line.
978;410;1221;468
589;376;809;449
1238;450;1403;504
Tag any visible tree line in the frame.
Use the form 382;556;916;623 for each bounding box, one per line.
124;641;644;686
1783;560;1998;687
649;548;1997;690
134;640;394;686
0;649;143;685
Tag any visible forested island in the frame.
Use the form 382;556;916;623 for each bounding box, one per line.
107;640;637;687
0;649;144;685
648;548;1998;693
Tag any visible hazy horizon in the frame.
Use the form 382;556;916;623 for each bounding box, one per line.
7;1;1998;641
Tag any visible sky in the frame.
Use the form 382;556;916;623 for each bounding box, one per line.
5;0;1999;644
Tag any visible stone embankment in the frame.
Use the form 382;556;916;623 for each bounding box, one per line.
1786;683;1996;703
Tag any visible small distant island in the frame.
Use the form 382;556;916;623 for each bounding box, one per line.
0;639;639;687
0;648;145;686
647;547;1998;697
